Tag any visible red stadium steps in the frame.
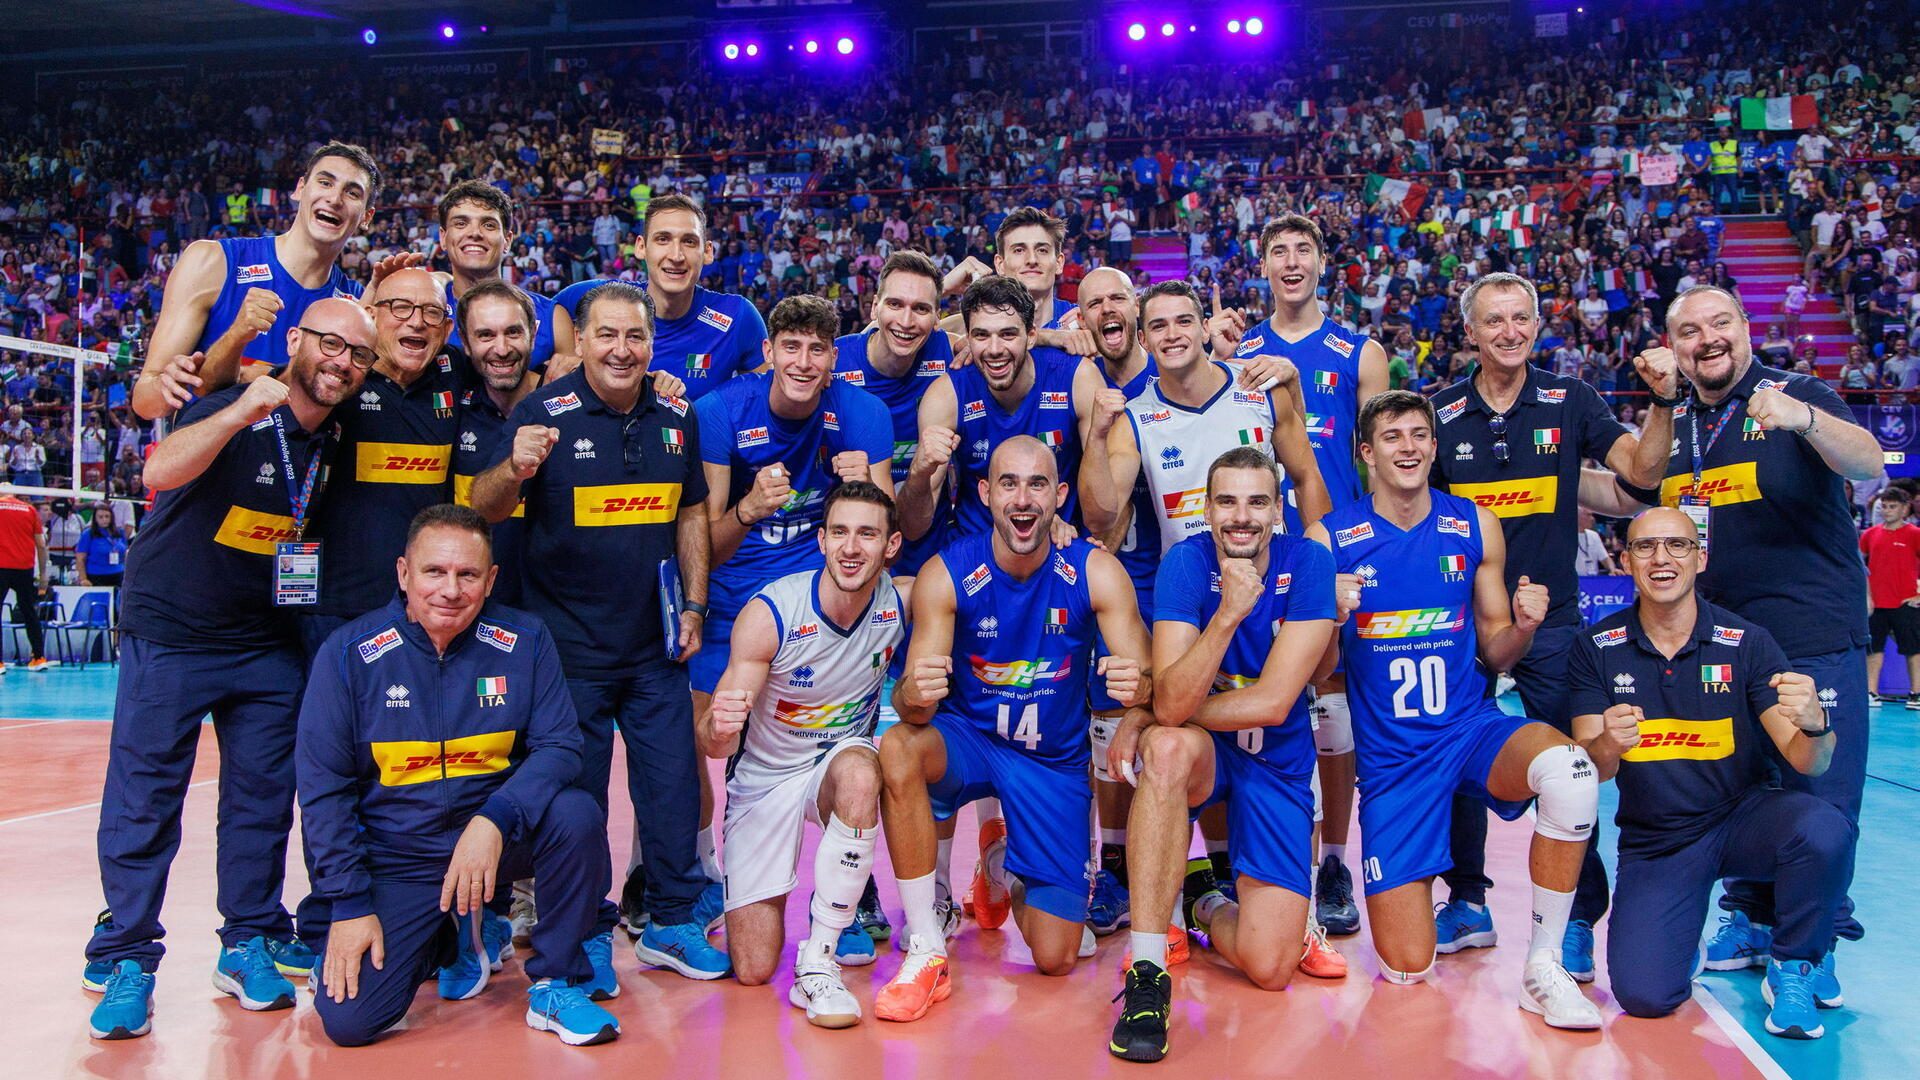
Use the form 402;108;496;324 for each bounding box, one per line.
1718;218;1852;375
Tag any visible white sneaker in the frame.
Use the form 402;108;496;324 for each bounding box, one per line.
1078;924;1097;959
1520;952;1602;1030
789;943;861;1029
891;893;961;950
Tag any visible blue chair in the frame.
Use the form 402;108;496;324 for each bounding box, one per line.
8;599;68;666
49;592;114;667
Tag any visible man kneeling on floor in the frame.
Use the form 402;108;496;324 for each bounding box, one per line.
298;504;618;1046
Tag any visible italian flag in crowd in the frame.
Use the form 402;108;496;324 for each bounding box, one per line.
255;188;278;208
1494;206;1539;230
1179;192;1203;215
442;117;464;134
1593;268;1627;291
1367;244;1388;260
939;144;961;174
1401;107;1445;140
1238;427;1267;446
1503;227;1534;249
1323;64;1344;79
1053;135;1072;153
1738;95;1818;130
1298;100;1316;120
1364;173;1430;216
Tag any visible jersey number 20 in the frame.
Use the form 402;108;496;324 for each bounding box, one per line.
1389;655;1448;718
997;703;1042;750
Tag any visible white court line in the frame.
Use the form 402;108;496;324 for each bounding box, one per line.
0;779;216;827
1691;982;1792;1080
0;718;100;731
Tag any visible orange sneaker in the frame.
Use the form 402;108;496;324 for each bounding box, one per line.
875;938;952;1022
1299;922;1347;979
1122;925;1189;967
968;817;1011;930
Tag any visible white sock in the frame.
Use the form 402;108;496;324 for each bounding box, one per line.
977;799;1003;827
697;825;721;882
1193;891;1229;927
1323;842;1347;864
1172;900;1187;931
935;836;954;900
1129;931;1167;970
1529;884;1576;962
899;872;947;955
1100;828;1127;847
1204;836;1229;856
805;815;876;954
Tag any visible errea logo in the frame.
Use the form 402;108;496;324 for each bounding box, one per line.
1818;687;1838;709
976;616;999;638
791;664;816;688
257;462;277;485
460;430;478;451
359;390;382;411
385;685;412;708
573;438;596;459
1613;673;1636;694
1160;444;1185;470
1355;563;1380;587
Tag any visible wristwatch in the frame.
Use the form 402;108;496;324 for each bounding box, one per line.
1648;389;1683;408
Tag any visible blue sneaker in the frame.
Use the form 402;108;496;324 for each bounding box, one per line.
82;910;114;992
1562;920;1596;983
635;919;731;980
1088;868;1131;936
692;880;727;934
1762;959;1825;1039
212;936;296;1011
855;876;891;943
1433;900;1496;954
833;921;876;967
88;960;154;1040
1703;912;1772;971
579;930;621;1000
267;936;316;978
1812;950;1843;1008
526;978;621;1046
482;909;515;970
1315;855;1361;937
437;910;492;1001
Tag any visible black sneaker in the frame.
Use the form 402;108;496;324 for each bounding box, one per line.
855;875;891;943
618;864;648;936
1109;960;1172;1062
1907;693;1920;711
1180;858;1217;932
1315;854;1361;936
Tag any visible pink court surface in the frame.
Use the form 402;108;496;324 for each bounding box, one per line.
2;713;1829;1080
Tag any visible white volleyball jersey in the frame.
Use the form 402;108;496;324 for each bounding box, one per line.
732;569;903;781
1125;362;1280;554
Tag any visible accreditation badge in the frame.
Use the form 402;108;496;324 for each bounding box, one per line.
274;541;322;606
1678;495;1711;555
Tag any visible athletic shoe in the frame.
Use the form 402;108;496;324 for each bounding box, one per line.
25;657;56;672
1703;912;1772;971
826;918;876;967
855;876;891;943
1122;925;1190;967
890;893;962;951
790;941;862;1029
1108;960;1172;1063
1299;922;1348;979
482;908;515;969
1088;869;1131;936
635;920;731;980
212;936;296;1011
1762;959;1825;1039
526;979;620;1046
969;817;1011;930
1079;924;1098;959
1433;900;1497;954
1519;954;1602;1030
1812;951;1843;1008
617;865;647;936
87;960;154;1040
874;935;950;1022
1562;920;1596;984
1907;693;1920;711
1315;854;1361;937
82;910;114;992
580;930;621;1000
1181;857;1218;919
268;936;316;978
692;879;727;935
510;887;537;945
437;909;493;1001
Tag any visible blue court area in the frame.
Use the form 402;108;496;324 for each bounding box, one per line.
9;667;1917;1079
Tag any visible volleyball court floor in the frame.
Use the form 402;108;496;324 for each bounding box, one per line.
4;670;1915;1079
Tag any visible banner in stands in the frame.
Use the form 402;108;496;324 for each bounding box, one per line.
1579;575;1636;624
1859;403;1920;478
1315;2;1512;43
372;48;530;83
33;64;188;100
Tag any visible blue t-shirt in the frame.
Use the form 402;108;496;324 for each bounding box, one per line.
1233;317;1369;521
950;349;1083;535
552;282;767;401
75;527;129;575
833;327;956;575
194;235;362;368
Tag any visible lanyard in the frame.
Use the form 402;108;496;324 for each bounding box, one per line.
269;410;328;539
1688;393;1737;489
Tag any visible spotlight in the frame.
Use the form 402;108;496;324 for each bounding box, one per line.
1188;25;1197;32
1246;17;1264;35
1227;19;1241;32
836;36;854;55
1128;23;1145;41
361;27;377;46
1160;22;1175;36
745;43;759;56
804;39;819;54
439;24;455;40
723;43;739;60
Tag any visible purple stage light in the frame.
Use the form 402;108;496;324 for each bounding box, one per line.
1160;22;1175;37
804;39;819;54
745;43;759;57
361;27;377;46
1128;23;1146;41
723;43;739;60
1245;16;1264;35
836;36;854;55
439;24;455;40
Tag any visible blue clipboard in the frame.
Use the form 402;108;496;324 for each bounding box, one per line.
659;557;686;662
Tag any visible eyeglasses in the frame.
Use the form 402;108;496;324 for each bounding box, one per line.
1626;536;1701;560
295;326;378;369
1488;413;1510;464
373;298;450;326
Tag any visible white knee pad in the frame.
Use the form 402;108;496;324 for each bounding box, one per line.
1528;744;1599;844
1312;692;1354;756
1310;762;1324;824
1380;954;1436;985
1090;712;1119;783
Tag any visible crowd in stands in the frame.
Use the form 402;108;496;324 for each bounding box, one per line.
3;0;1918;518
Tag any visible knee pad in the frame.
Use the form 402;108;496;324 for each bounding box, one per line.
1090;712;1119;783
1379;954;1435;985
1310;763;1324;824
1312;692;1354;756
1528;744;1599;844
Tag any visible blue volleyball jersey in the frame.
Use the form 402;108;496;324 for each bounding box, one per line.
1322;491;1491;775
553;281;767;401
1154;533;1336;778
1233;316;1367;512
833;327;956;574
939;532;1099;769
696;372;893;602
950;349;1082;536
445;279;556;371
195;235;361;368
1098;355;1161;604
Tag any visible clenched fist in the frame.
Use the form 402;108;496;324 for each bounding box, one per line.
1600;702;1644;756
1512;575;1549;632
1092;386;1127;438
1236;354;1300;396
1770;672;1826;733
510;425;560;480
1218;557;1264;621
1334;571;1365;624
1097;655;1145;707
902;654;953;709
1747;387;1816;434
236;374;290;424
942;256;993;297
227;287;283;342
151;351;205;411
830;449;871;485
1631;346;1679;401
710;688;752;739
740;463;793;523
913;425;962;479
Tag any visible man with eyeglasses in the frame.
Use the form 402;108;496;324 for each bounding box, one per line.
1568;507;1851;1040
1424;271;1676;982
85;298;376;1041
469;281;718;989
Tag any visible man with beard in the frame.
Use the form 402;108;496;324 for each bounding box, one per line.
452;281;545;607
436;181;557;371
86;299;376;1040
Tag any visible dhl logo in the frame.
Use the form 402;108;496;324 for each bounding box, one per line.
771;698;869;730
1355;607;1468;639
453;472;523;517
1212;672;1258;692
1450;476;1558;518
1621;718;1735;762
213;506;299;555
970;655;1073;688
1162;487;1206;519
572;483;681;526
371;731;516;786
356;442;451;484
1660;462;1761;508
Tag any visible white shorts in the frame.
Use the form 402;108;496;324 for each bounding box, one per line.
722;737;873;912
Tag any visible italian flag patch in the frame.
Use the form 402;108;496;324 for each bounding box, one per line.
1439;554;1467;573
1743;417;1762;434
688;353;712;370
1040;430;1065;448
1239;427;1267;445
476;676;508;696
1046;608;1069;627
1534;428;1561;445
1315;371;1339;389
432;391;454;411
663;428;685;449
1701;665;1733;683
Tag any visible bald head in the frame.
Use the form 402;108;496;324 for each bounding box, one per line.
1078;267;1139;364
301;296;376;348
1624;506;1705;607
1627;505;1697;541
989;435;1057;485
982;435;1064;558
371;267;441;304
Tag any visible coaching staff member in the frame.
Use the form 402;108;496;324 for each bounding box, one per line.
469;281;725;982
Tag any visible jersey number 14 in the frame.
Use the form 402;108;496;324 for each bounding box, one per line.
996;703;1043;750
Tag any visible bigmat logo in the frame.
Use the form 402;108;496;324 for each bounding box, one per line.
572;483;681;526
356;442;451;484
372;731;517;786
213;506;299;554
1451;476;1557;518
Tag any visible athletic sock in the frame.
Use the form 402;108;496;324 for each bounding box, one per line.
935;836;955;900
1529;884;1577;962
1206;837;1232;884
1322;842;1348;866
1129;931;1167;971
977;798;1003;827
696;825;722;882
1192;891;1229;928
805;815;876;954
898;872;947;955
